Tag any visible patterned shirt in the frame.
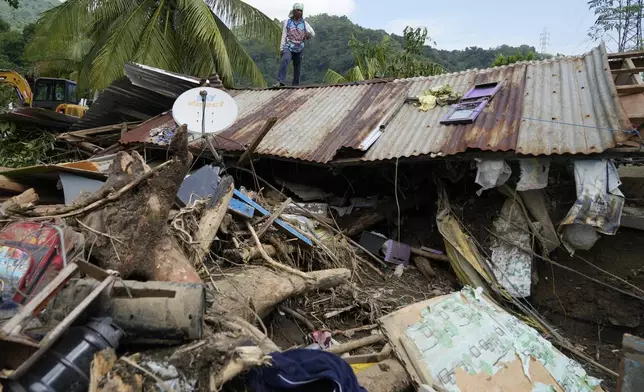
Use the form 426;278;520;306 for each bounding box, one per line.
280;18;315;53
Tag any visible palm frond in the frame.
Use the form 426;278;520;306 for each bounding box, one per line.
34;0;89;40
206;0;280;46
91;0;139;34
344;66;365;82
90;1;150;89
324;69;347;84
134;0;181;73
212;14;266;87
178;0;234;85
365;57;383;79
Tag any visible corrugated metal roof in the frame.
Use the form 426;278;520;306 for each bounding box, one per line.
119;44;630;163
206;81;409;163
365;45;629;161
72;63;206;130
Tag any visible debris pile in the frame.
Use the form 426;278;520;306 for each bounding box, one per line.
3;55;644;392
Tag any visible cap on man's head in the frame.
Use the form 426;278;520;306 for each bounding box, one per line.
293;2;304;11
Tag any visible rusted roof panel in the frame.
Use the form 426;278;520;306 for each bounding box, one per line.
364;45;628;161
210;82;409;163
118;45;629;163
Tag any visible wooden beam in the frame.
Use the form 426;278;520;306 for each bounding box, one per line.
0;175;28;193
617;85;644;95
612;67;644;75
609;50;644;60
237;117;278;166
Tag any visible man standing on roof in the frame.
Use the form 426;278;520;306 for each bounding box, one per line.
277;3;315;87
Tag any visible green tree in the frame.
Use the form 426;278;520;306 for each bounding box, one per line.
0;16;33;73
26;0;281;90
325;26;445;83
588;0;644;52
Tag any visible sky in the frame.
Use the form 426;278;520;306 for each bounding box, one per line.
244;0;603;55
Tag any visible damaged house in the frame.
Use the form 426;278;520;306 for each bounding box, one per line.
2;44;644;392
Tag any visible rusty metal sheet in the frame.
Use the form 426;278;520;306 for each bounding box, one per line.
211;82;409;163
364;44;627;161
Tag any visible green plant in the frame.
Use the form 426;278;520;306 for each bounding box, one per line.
325;26;445;83
0;121;57;167
26;0;281;90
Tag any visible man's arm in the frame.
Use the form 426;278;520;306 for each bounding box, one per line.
280;20;288;51
305;21;315;38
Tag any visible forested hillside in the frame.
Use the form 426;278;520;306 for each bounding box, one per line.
0;0;58;31
239;14;543;85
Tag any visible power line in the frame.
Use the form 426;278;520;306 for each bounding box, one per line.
540;28;551;54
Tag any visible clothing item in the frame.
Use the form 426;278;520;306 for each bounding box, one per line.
247;349;367;392
280;18;315;53
278;50;302;86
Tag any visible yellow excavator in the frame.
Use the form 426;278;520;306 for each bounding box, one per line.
0;70;88;118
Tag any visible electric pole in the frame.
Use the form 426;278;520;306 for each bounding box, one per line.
622;0;644;51
540;28;550;54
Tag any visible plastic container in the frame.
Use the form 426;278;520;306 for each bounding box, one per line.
16;318;123;392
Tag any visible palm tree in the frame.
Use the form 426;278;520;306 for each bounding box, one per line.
26;0;280;90
325;35;392;83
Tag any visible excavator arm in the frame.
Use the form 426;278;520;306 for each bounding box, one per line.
0;70;33;106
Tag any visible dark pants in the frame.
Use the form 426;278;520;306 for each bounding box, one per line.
278;50;302;86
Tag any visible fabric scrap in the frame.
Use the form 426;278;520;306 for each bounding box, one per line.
517;158;550;191
475;160;512;196
560;160;624;251
247;349;367;392
490;198;533;298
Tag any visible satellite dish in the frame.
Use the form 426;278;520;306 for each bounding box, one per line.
172;87;238;134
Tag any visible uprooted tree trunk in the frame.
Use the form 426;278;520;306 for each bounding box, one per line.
76;126;201;283
211;266;351;321
89;265;411;392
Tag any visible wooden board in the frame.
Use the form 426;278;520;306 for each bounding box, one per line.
619;93;644;122
616;85;644;95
